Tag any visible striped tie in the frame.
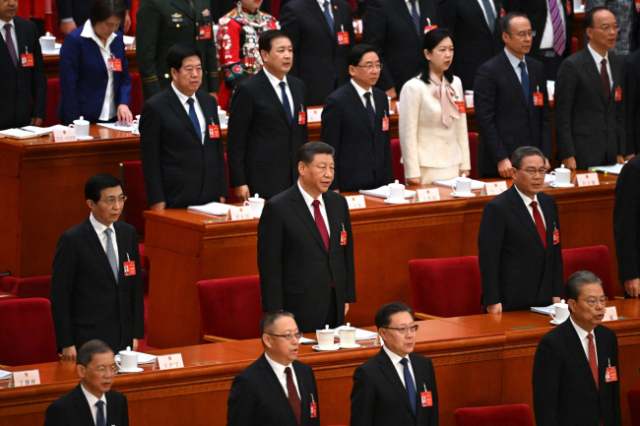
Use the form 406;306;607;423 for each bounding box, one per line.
409;0;421;37
548;0;565;56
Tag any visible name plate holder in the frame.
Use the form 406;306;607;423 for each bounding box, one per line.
9;370;40;387
346;195;366;210
602;306;618;322
417;188;440;202
575;173;600;187
307;108;322;123
226;206;254;221
153;353;185;370
485;181;508;195
53;129;77;142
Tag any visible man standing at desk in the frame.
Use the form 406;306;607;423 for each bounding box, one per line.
533;271;621;426
478;146;563;313
258;142;355;333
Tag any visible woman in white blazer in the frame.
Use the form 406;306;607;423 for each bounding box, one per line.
399;28;471;185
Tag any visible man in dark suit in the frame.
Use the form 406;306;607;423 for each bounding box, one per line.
258;142;356;332
44;340;130;426
478;146;563;313
350;302;438;426
57;0;132;36
533;271;622;426
227;30;308;202
140;44;227;210
280;0;355;106
555;7;627;170
474;13;552;178
322;44;393;192
438;0;504;90
51;174;145;360
613;154;640;298
0;0;46;130
624;48;640;155
362;0;441;98
227;311;321;426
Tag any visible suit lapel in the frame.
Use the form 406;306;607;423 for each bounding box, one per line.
83;218;119;285
608;55;622;113
537;195;554;249
294;361;312;423
307;0;334;39
345;83;374;134
166;89;202;142
396;0;421;43
507;186;545;251
468;0;492;36
581;50;607;106
562;321;599;394
325;193;343;251
73;384;99;425
498;51;529;109
85;36;109;76
196;91;216;143
0;22;17;70
290;186;329;254
258;355;300;425
595;325;610;393
257;70;292;126
377;349;415;415
114;222;129;286
106;391;119;425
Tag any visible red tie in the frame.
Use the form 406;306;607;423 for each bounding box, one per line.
601;59;611;104
312;199;330;251
530;201;547;250
285;367;301;425
588;334;599;389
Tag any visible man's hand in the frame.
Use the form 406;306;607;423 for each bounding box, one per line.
150;202;166;210
406;177;421;186
487;303;502;314
60;20;77;35
117;104;133;125
345;303;349;317
235;185;250;202
61;345;77;361
561;157;577;170
385;87;397;99
625;154;635;162
624;278;640;297
30;117;43;126
124;11;131;34
497;158;512;178
552;297;561;304
617;155;625;164
132;338;139;351
220;196;226;203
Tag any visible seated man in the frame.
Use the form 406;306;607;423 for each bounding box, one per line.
44;340;130;426
227;311;320;426
350;302;438;426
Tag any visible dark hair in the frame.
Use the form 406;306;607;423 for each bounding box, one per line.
297;142;335;165
89;0;126;26
85;174;122;203
166;44;202;72
348;44;378;67
375;302;414;329
260;311;295;336
584;6;609;29
418;28;454;85
565;271;603;302
500;12;529;34
510;146;545;169
258;30;290;54
77;340;113;366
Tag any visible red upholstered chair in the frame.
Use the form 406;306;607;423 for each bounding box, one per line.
468;132;478;179
197;276;263;342
572;37;578;55
409;256;483;319
562;245;616;300
0;275;51;300
0;298;59;366
43;78;62;127
224;153;239;204
628;387;640;426
391;138;405;184
455;404;534;426
129;73;144;117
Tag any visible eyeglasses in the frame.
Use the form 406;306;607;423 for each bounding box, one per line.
509;30;536;39
382;324;419;334
579;296;608;306
594;24;620;32
518;168;548;176
355;63;383;71
268;332;303;341
85;364;118;375
102;195;127;206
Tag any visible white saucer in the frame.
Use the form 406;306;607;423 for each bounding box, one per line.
76;136;94;140
550;182;574;188
451;191;476;198
41;50;59;55
339;343;362;349
118;367;144;373
312;344;340;351
550;318;568;325
384;198;410;205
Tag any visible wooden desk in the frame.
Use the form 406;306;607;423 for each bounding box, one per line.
43;47;138;79
1;299;639;426
144;172;619;349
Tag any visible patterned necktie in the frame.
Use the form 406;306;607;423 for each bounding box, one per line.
186;98;202;141
280;81;293;125
323;0;334;33
601;59;611;104
409;0;421;37
364;92;376;132
284;367;302;425
96;400;106;426
400;358;417;414
530;201;547;250
4;24;18;67
104;228;119;281
481;0;496;30
588;334;599;389
312;200;330;251
519;61;530;105
548;0;566;55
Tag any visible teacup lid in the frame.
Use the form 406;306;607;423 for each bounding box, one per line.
341;322;355;330
249;193;264;201
458;173;470;181
389;179;404;188
119;346;136;355
317;324;334;333
553;299;568;307
75;116;89;124
41;32;55;40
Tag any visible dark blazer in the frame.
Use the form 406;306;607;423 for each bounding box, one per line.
438;0;504;91
613;155;640;287
280;0;355;106
474;50;552;176
321;82;393;192
555;48;626;168
0;16;47;129
532;320;621;426
478;185;563;312
227;70;308;199
257;185;356;333
140;87;228;208
350;348;439;426
227;354;321;426
362;0;441;94
44;383;129;426
57;0;131;27
58;26;131;124
624;49;640;155
50;218;145;354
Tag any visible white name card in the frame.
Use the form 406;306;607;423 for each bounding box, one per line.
226;206;254;221
53;128;77;142
346;195;366;210
10;370;40;387
153;353;184;370
485;181;508;195
575;173;600;187
602;306;618;322
307;108;322;123
417;188;440;202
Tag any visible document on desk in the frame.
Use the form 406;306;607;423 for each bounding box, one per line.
433;177;485;190
188;202;232;216
0;125;67;139
531;305;554;315
333;325;378;341
588;164;624;175
359;185;416;199
97;122;136;132
115;351;157;364
0;369;11;380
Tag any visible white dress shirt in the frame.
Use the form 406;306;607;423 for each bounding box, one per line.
171;82;206;144
504;47;528;83
587;43;613;90
475;0;496;29
264;352;301;399
317;0;334;21
539;0;566;50
513;184;547;229
263;67;295;115
350;79;376;111
80;383;108;426
570;316;598;365
383;345;417;392
0;19;18;56
297;180;331;237
405;0;420;18
80;20;117;121
90;213;119;265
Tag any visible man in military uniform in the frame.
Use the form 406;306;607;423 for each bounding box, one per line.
136;0;219;100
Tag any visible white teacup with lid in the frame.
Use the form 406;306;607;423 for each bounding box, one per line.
385;179;405;202
549;299;570;324
218;106;227;126
116;346;138;371
40;32;56;52
69;116;90;138
338;323;357;348
132;114;141;135
551;164;571;185
316;325;335;349
453;173;472;195
247;193;265;218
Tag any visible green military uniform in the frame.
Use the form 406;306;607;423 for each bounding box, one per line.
136;0;219;100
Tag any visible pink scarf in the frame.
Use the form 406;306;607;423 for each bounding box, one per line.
430;71;460;128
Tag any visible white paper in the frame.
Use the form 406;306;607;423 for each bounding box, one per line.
299;337;316;344
0;369;11;380
433;177;485;190
359;185;416;199
333;325;378;341
531;305;554;315
123;35;135;45
587;164;624;175
188;202;232;216
115;352;157;365
97;122;136;132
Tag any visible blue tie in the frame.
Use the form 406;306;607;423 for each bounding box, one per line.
400;358;417;414
187;98;202;141
280;81;293;125
364;92;376;132
323;0;334;33
409;0;421;37
96;401;106;426
519;61;530;105
481;0;495;30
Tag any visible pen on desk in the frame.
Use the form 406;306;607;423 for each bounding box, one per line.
20;127;35;133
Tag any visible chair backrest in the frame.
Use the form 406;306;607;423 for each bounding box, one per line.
455;404;534;426
120;161;148;236
0;298;59;366
391;138;405;184
628;387;640;426
468;132;478;179
224;153;239;204
196;276;263;340
130;73;144;117
409;256;483;317
43;78;62;127
0;275;51;300
562;245;615;300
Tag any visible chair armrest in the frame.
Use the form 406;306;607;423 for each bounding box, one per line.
204;335;236;343
414;312;441;321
